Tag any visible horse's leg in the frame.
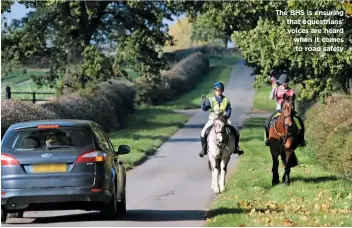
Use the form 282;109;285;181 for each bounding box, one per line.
270;144;280;186
211;158;220;194
208;157;215;190
283;149;293;185
219;156;230;192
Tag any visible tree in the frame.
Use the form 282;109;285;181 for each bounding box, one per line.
186;0;352;97
1;1;182;91
232;0;352;98
189;1;286;48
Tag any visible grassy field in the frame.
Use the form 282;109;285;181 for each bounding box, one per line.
206;87;352;227
1;68;56;100
161;55;240;110
110;54;240;170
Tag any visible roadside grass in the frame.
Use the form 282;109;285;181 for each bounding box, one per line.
253;85;276;112
206;117;352;227
108;108;189;170
162;55;240;110
110;54;239;169
208;55;240;67
206;84;352;226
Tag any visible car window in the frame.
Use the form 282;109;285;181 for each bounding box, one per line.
2;127;93;151
96;125;115;152
91;124;111;152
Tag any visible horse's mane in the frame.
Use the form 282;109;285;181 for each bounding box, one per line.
216;115;228;124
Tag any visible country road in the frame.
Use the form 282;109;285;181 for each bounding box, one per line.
3;60;256;227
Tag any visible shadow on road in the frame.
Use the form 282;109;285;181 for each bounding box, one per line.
166;138;200;143
7;208;247;224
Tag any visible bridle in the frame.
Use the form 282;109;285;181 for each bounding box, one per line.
214;116;228;149
273;101;294;144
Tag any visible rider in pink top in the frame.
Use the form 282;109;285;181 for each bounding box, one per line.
264;74;306;147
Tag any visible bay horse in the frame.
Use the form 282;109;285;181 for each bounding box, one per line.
268;94;300;186
207;114;235;193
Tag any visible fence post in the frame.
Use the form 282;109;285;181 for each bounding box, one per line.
32;91;36;104
5;86;11;99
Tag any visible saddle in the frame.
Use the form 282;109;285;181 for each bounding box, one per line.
269;112;301;136
204;124;233;141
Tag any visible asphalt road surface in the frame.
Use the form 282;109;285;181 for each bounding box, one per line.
4;60;256;227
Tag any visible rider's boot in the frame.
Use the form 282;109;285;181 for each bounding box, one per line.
199;136;207;158
264;126;270;146
233;131;244;156
295;114;307;147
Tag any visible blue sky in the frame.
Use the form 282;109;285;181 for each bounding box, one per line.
2;2;34;22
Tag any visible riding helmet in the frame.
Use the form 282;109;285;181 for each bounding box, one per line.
213;82;224;91
279;74;289;84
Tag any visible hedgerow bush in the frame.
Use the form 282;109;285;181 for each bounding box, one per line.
1;100;59;137
1;80;136;136
304;94;352;180
135;52;209;105
42;80;136;132
163;45;237;64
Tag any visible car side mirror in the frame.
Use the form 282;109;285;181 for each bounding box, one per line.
117;145;130;155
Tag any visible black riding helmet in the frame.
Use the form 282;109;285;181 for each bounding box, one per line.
279;74;289;84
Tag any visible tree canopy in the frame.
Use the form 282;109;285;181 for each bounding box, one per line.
190;0;352;98
1;0;185;91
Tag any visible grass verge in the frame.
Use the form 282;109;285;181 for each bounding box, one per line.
205;119;352;227
108;108;189;170
162;55;240;110
252;85;276;112
109;54;239;169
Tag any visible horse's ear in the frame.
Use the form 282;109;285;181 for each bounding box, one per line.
288;95;294;103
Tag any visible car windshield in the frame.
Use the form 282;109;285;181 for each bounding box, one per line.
2;127;93;151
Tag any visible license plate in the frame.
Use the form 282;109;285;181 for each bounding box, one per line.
32;164;67;173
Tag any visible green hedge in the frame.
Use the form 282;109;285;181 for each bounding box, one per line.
1;100;59;137
304;94;352;181
1;80;136;135
135;52;209;105
42;80;136;132
163;45;238;64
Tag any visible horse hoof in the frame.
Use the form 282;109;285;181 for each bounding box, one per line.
214;188;220;194
272;181;280;186
220;187;225;193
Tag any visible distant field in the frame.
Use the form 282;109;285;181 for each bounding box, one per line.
1;69;56;100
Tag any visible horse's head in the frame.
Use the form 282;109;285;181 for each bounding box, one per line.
281;94;295;129
214;114;228;147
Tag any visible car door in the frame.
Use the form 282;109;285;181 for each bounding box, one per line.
90;124;114;189
95;125;125;199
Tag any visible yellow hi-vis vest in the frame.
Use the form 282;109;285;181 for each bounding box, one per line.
208;96;229;120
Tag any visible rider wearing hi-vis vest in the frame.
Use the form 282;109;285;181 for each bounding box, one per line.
208;96;229;120
199;82;244;157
